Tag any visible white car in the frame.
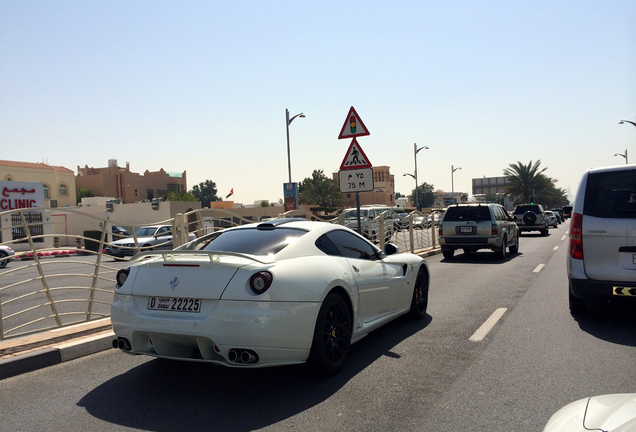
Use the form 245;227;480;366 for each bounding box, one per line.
105;225;195;258
543;393;636;431
0;245;15;269
111;218;430;375
544;210;558;228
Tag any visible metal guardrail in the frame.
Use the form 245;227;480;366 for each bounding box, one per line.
0;207;438;340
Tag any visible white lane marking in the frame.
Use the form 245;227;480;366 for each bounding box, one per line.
469;308;507;342
533;263;545;273
561;235;567;241
553;246;559;251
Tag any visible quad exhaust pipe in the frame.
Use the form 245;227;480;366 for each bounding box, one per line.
227;349;259;364
112;337;131;351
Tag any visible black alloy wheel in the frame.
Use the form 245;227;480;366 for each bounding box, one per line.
308;293;352;375
408;267;429;319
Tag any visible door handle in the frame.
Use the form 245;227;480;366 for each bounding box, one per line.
352;265;359;272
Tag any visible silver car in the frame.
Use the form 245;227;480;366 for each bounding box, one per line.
106;225;195;258
567;165;636;314
0;245;15;269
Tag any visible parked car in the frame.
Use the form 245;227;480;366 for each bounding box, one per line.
544;210;559;228
543;393;636;432
105;225;195;258
340;205;394;243
513;204;549;236
111;219;430;375
0;245;15;269
567;164;636;314
111;225;132;240
438;203;519;260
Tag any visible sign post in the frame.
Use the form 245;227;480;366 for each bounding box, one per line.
337;107;373;235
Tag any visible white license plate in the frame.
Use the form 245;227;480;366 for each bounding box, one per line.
460;226;474;233
148;297;201;313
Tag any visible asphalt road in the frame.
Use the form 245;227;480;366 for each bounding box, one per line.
1;222;634;432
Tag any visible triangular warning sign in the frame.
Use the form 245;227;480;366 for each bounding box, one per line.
339;138;373;170
338;106;370;139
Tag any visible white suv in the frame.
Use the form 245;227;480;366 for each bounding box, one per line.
339;205;394;244
567;165;636;314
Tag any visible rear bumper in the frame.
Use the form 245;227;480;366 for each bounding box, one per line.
439;236;501;249
569;277;636;302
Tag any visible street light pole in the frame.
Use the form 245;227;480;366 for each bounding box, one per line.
413;143;429;211
617;119;635;165
614;149;628;164
286;109;305;183
451;165;462;194
403;173;417;209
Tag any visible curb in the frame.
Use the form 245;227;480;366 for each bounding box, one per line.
0;331;114;380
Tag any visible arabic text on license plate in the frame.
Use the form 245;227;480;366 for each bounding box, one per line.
460;226;473;233
148;297;201;313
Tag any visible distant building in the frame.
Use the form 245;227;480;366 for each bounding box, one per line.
472;176;513;209
434;190;469;208
0;159;76;208
76;159;187;204
333;166;395;207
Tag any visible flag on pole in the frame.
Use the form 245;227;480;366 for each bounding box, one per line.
226;188;234;199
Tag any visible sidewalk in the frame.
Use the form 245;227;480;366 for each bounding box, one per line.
0;247;441;381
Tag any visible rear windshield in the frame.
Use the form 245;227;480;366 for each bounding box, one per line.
514;205;541;215
178;227;307;256
443;206;491;222
584;169;636;219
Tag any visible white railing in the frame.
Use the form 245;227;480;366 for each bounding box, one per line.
0;207;438;340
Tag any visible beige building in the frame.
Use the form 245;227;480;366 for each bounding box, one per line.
76;159;188;204
333;166;396;207
0;160;76;208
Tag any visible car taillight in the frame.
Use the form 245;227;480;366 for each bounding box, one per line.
438;224;443;236
492;224;499;235
570;213;583;259
250;271;273;295
116;267;130;288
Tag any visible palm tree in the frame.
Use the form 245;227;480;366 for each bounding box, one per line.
299;170;343;207
503;160;554;205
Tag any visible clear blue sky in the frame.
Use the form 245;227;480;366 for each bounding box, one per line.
2;1;635;205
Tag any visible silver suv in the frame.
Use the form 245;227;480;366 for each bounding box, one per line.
567;165;636;314
438;203;519;260
339;205;394;244
513;204;549;236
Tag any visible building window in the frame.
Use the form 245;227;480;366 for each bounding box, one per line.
43;184;49;199
58;184;67;196
146;189;154;200
134;188;139;197
5;176;12;181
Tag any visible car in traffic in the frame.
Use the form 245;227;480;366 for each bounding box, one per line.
567;164;636;314
111;225;132;240
111;219;430;375
542;393;636;432
513;203;549;236
438;203;519;260
0;245;16;269
105;225;195;258
544;210;559;228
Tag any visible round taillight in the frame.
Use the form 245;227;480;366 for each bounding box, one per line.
249;271;273;295
116;268;130;287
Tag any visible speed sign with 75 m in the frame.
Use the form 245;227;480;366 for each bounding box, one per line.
338;168;374;193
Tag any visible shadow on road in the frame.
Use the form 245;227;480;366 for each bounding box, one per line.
573;302;636;347
78;314;432;431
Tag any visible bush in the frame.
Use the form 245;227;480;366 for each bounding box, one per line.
83;230;103;252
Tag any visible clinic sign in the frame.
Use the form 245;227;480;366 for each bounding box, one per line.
0;181;45;211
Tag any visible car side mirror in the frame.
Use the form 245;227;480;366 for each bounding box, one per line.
383;243;399;256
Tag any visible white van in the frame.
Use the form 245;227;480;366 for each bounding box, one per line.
567;165;636;314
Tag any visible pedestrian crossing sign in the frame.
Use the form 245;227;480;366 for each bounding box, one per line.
338;106;370;139
339;138;373;170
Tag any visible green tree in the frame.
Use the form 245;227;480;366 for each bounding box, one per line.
411;182;435;209
503;160;554;206
299;170;343;207
166;191;198;202
76;188;93;204
260;200;270;207
190;180;220;206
